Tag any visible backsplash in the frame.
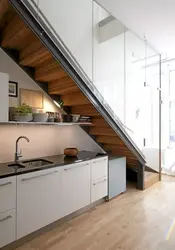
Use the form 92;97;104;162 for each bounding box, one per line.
0;125;103;163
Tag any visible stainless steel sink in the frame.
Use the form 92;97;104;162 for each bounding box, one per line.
21;159;53;168
8;163;25;169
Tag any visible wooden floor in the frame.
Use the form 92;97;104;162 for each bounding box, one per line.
15;177;175;250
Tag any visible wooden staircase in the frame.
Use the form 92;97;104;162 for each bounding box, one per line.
0;0;146;189
144;171;159;189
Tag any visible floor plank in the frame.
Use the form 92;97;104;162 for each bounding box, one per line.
16;176;175;250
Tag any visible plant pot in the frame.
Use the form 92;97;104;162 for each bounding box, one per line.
12;113;33;122
33;113;48;122
62;114;73;122
72;115;80;123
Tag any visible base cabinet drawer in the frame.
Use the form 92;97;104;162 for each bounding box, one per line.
0;209;16;248
0;176;16;212
91;157;108;180
91;177;108;203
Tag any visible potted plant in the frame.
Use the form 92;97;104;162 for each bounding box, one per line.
12;103;33;122
33;112;48;122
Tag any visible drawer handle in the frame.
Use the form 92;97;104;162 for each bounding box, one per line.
64;163;89;171
93;159;107;164
93;178;107;186
21;170;59;181
0;181;12;187
0;215;12;223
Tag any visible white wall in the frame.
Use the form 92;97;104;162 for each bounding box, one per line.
0;125;103;163
0;49;58;112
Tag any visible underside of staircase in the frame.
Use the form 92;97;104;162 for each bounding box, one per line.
0;0;147;189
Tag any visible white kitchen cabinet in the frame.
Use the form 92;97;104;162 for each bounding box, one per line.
0;176;16;213
0;72;9;122
91;156;108;180
91;177;108;203
62;161;91;217
0;209;16;248
91;157;108;202
17;167;63;239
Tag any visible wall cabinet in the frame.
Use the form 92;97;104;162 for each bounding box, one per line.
17;167;62;239
62;161;91;217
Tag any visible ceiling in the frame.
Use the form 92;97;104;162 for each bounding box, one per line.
96;0;175;60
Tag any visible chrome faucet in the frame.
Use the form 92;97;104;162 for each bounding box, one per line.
15;136;30;162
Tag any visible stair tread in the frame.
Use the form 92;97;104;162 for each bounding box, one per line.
144;171;159;189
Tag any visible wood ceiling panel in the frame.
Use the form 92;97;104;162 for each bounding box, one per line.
20;39;52;67
48;78;79;95
91;117;109;127
1;14;32;50
0;0;16;31
62;91;89;106
0;0;11;22
96;135;123;145
111;150;136;159
50;86;79;95
103;143;128;151
35;59;67;82
89;127;116;136
71;104;100;116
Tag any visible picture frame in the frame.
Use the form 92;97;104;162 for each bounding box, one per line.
9;81;18;98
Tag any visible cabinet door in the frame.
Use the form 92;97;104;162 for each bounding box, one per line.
62;161;90;217
0;209;16;248
91;177;108;203
0;176;16;213
91;157;108;181
17;167;62;239
108;157;126;199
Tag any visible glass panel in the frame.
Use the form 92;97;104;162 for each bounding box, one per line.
125;31;161;171
125;31;146;148
93;2;125;122
142;44;160;172
163;69;175;175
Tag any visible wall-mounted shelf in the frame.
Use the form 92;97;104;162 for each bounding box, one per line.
0;121;92;126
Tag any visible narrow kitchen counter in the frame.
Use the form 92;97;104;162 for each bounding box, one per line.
0;151;107;178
